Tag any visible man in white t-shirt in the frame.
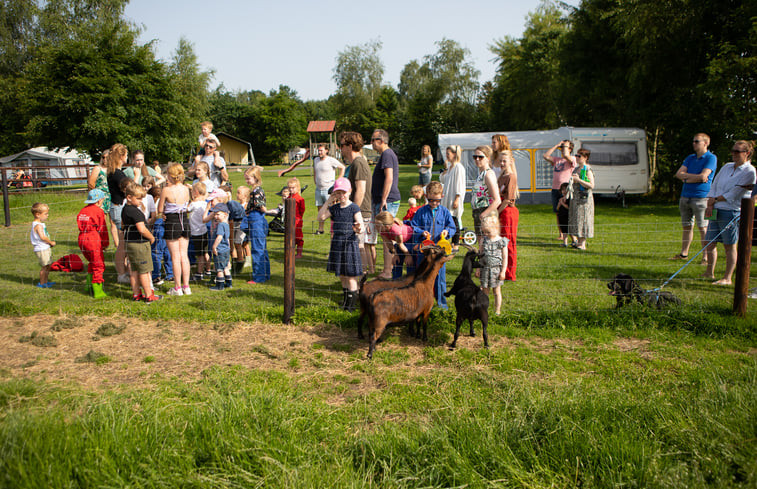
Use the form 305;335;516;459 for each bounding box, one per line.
313;143;345;234
200;138;229;188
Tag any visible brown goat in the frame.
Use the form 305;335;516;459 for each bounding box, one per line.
356;250;432;339
365;245;455;358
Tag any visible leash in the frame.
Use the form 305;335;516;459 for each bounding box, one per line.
648;212;742;297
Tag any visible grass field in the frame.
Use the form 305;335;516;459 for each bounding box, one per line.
0;164;755;488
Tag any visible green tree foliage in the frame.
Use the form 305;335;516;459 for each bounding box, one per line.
395;39;480;160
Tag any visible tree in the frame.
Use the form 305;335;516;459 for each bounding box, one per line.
332;39;384;117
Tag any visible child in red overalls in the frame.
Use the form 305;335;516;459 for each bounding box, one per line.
77;189;110;298
286;177;306;258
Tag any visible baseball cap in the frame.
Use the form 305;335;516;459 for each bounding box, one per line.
84;189;107;204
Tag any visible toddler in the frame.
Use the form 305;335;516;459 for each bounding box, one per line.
403;185;425;221
147;184;172;286
77;189;110;298
188;181;210;281
287;177;306;258
243;167;271;284
232;185;252;275
317;177;363;311
30;203;56;288
122;182;161;302
209;203;231;291
556;182;574;247
478;215;508;315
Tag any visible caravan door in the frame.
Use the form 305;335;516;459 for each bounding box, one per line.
570;128;649;195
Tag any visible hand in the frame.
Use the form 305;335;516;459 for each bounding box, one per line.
50;241;56;247
277;169;287;177
391;254;399;265
475;269;480;278
704;206;713;218
440;230;448;239
423;231;431;240
212;247;218;255
498;272;506;281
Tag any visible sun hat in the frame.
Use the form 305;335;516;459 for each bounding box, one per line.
84;189;107;204
332;177;351;193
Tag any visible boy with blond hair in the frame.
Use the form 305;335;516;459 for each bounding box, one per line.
188;181;210;281
122;182;162;302
30;202;56;288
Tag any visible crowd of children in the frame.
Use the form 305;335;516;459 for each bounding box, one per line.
30;130;519;317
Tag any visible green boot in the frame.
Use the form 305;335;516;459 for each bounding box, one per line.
92;282;108;299
85;274;93;295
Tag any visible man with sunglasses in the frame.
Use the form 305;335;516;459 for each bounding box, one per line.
671;133;717;261
370;129;401;276
200;138;229;188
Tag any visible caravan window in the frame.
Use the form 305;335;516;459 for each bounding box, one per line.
580;142;638;166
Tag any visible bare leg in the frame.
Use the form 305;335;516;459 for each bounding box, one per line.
702;241;717;279
680;225;693;256
178;237;190;287
493;285;502;315
714;243;737;284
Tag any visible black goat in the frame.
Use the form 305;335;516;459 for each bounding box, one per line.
444;245;489;348
607;273;682;309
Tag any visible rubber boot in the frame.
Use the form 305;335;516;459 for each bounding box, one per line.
225;275;233;289
340;288;348;309
92;282;108;299
344;291;359;312
86;274;93;295
210;277;225;291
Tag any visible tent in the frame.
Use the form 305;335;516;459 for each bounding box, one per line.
0;147;91;187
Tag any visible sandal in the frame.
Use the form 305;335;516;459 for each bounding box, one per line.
668;253;688;260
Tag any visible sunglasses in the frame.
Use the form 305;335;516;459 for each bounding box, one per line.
472;154;485;160
692;140;703;143
427;198;441;202
371;137;382;142
731;149;747;153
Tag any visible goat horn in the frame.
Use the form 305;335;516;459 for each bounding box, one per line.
460;243;474;252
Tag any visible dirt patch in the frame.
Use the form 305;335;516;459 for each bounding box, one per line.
614;337;654;359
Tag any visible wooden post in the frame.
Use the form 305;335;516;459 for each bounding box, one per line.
733;196;755;316
283;197;296;324
2;170;9;227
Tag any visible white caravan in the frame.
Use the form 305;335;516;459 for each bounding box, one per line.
437;127;649;203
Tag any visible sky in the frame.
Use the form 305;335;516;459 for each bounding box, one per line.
124;0;545;101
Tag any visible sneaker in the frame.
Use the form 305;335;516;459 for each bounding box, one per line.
153;277;164;286
246;280;257;285
144;294;163;303
314;230;324;235
182;286;192;296
36;282;48;288
167;287;183;296
117;273;131;284
192;273;204;282
132;293;144;301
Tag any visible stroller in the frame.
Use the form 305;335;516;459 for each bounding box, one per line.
268;184;307;234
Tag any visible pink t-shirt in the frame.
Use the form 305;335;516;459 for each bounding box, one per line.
380;222;413;243
552;157;577;189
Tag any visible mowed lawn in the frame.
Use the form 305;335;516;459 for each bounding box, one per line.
0;164;755;488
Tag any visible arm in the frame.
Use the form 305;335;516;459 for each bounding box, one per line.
353;180;366;210
35;225;56;247
352;210;364;235
420;156;433;170
98;213;110;248
381;167;393;209
202;201;214;223
498;243;508;281
316;196;333;221
87;165;99;190
135;221;155;245
543;142;562;165
335;161;346;180
573;167;595;190
480;171;501;219
278;150;310;177
157;187;168;215
212;234;222;255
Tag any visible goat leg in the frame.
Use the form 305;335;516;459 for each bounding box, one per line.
450;315;463;348
468;318;475;337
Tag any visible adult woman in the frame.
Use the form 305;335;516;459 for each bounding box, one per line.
491;134;511;178
567;148;595;250
702;140;756;285
470;145;501;238
440;145;466;248
418;145;433;186
544;140;577;240
105;144;130;282
158;163;192;295
124;150;165;186
497;150;519;281
87;149;113;247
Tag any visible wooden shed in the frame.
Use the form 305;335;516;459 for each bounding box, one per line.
216;132;256;166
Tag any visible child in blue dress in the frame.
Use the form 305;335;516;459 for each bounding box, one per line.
317;177;364;311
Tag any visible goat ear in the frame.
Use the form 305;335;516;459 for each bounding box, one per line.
460;243;474;252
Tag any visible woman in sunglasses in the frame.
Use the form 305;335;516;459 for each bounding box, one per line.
470;145;501;238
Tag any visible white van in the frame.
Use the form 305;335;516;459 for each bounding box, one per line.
437;127;649;203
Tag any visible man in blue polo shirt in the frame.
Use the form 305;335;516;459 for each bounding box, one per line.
670;133;717;261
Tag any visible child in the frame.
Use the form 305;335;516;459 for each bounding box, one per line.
410;181;456;309
317;177;363;311
556;182;575;247
188;181;210;281
224;185;247;275
122;182;162;302
193;121;220;164
147;184;173;286
232;185;252;274
287;177;306;258
209;203;231;291
478;214;508;315
403;185;425;221
266;186;289;233
30;203;56;288
204;192;232;288
375;211;415;279
243;167;271;284
77;189;110;298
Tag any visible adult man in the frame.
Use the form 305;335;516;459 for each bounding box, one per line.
671;133;717;261
201;138;229;188
124;150;164;186
340;131;374;273
370;129;401;277
312;143;345;234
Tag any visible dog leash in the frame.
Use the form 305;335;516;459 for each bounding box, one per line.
649;212;742;296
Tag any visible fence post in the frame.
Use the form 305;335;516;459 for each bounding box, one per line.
1;170;9;227
283;197;296;324
733;196;755;316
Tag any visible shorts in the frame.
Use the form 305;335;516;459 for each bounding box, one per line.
705;209;740;246
679;197;708;228
164;212;190;240
315;188;329;207
551;189;562;213
233;224;247;245
361;215;378;245
372;201;400;218
191;233;208;256
109;202;124;230
35;248;52;267
213;251;230;271
126;241;153;274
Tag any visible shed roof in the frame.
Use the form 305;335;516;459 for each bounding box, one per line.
216;132;251;145
306;120;336;133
